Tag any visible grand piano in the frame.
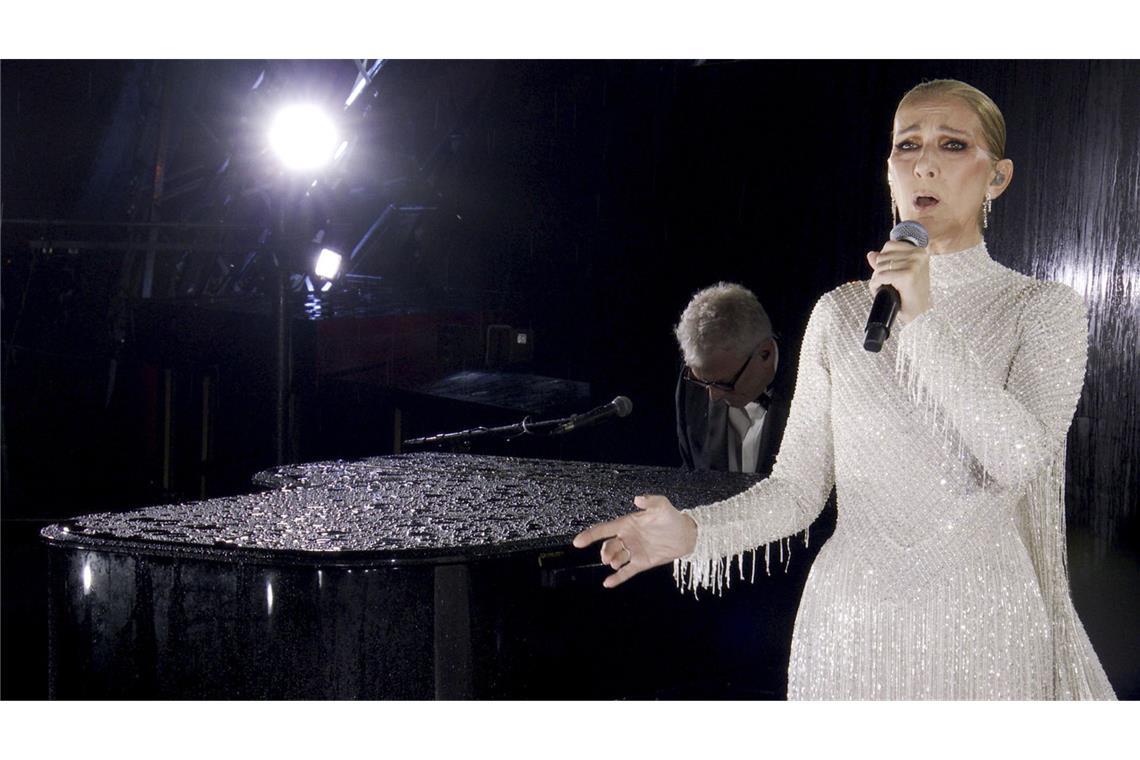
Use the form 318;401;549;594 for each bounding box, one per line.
42;452;823;699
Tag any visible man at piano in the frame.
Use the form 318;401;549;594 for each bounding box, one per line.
673;282;788;476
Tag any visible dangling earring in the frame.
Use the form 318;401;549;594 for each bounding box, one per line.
983;191;993;230
890;182;899;227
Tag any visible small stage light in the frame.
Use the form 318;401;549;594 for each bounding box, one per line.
269;104;340;171
314;248;343;280
345;76;369;107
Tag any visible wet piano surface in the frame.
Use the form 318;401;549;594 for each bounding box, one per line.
42;453;827;699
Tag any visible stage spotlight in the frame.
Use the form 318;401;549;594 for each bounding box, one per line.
314;247;343;280
269;104;340;171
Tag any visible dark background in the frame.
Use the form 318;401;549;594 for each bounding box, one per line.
2;59;1137;699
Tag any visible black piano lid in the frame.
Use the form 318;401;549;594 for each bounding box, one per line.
40;453;763;567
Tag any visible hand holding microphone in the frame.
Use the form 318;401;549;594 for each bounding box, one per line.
863;221;931;352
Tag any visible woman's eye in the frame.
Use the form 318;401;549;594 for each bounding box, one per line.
894;140;918;151
942;140;967;150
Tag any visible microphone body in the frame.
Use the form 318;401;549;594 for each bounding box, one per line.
557;396;633;433
863;221;929;352
863;285;899;352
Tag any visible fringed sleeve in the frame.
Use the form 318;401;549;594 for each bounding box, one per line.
893;281;1088;493
1016;455;1116;699
674;292;836;596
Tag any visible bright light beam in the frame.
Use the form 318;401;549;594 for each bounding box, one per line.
345;75;369;107
269;104;340;171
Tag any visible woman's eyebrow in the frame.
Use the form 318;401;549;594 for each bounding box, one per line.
895;123;971;136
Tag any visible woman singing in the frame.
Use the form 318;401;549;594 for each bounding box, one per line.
573;79;1115;700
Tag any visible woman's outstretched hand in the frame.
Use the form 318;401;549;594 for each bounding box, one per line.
867;240;932;325
571;495;698;588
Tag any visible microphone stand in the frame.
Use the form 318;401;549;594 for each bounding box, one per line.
403;412;579;448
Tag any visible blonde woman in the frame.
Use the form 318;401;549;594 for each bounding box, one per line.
573;80;1115;700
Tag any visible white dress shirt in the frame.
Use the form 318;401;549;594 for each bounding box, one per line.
726;343;778;473
726;401;767;473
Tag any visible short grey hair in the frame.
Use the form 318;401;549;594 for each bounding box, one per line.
674;282;773;368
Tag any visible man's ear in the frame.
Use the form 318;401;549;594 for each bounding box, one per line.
760;336;776;360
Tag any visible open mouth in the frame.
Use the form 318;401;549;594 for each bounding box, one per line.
914;195;940;209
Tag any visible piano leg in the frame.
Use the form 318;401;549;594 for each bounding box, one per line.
433;564;473;699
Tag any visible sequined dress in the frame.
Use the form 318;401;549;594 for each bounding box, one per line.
676;242;1115;700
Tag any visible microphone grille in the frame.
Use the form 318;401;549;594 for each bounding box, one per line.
890;220;929;248
612;396;633;417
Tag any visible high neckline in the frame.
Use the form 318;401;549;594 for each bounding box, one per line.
928;240;993;288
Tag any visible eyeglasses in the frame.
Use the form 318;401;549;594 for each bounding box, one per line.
683;346;765;393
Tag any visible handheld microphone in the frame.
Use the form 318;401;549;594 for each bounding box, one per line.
557;396;633;433
863;220;929;352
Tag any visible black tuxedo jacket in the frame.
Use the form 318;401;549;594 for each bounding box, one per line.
674;366;790;476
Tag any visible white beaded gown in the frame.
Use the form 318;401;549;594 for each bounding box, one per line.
675;242;1116;700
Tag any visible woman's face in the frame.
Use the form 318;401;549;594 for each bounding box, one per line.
887;96;1008;248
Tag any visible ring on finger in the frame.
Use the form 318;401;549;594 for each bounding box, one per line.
619;541;632;566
